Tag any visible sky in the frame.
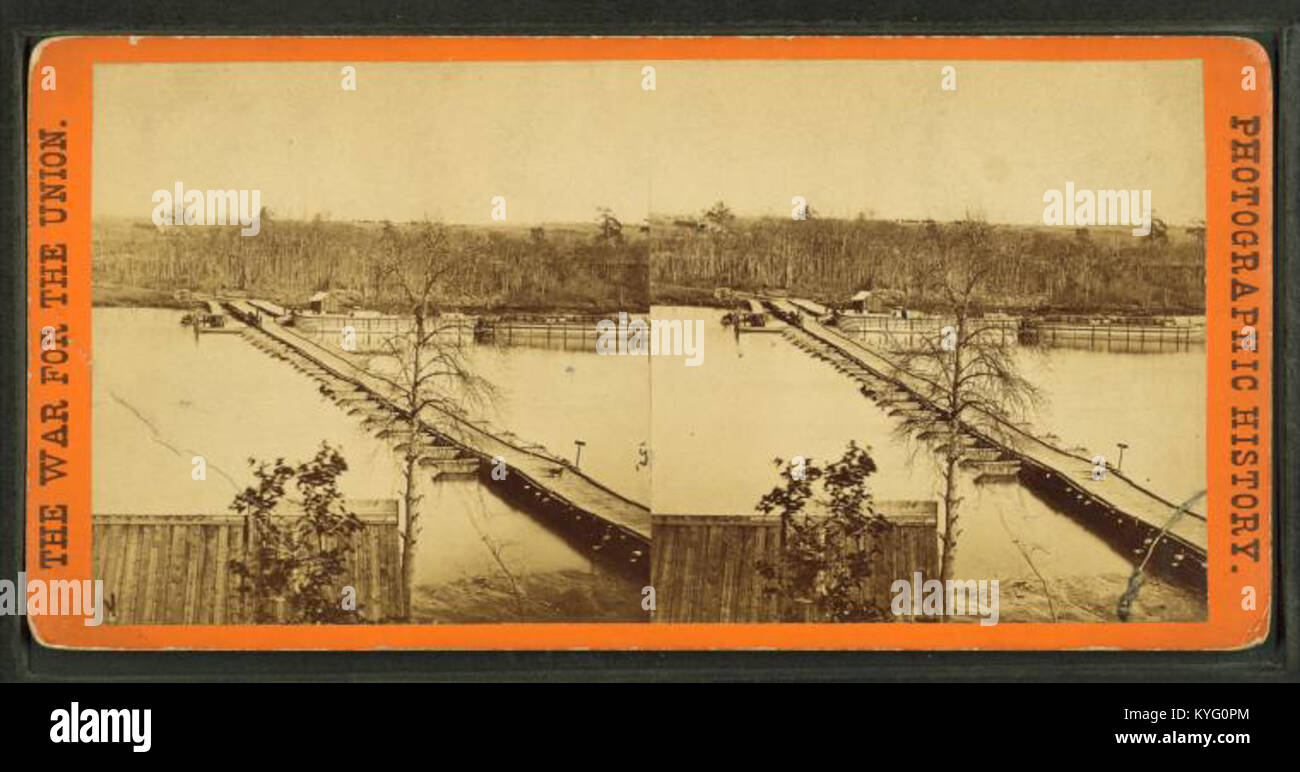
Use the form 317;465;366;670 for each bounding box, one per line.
93;58;1205;225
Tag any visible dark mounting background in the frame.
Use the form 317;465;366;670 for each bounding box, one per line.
0;0;1296;682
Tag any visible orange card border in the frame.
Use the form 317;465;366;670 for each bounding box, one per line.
25;35;1273;650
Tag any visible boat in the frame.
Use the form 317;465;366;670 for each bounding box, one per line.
182;311;242;334
723;300;786;333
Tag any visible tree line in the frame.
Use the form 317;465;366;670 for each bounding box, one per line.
93;207;1204;315
652;207;1206;314
93;211;649;313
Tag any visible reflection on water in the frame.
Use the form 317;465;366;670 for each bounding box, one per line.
92;308;646;622
650;306;1206;622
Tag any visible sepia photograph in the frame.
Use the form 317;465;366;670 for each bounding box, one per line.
647;60;1208;624
91;61;654;625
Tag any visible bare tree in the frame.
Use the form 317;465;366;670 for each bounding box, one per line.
886;219;1041;586
595;206;623;243
1145;215;1170;247
367;222;495;620
703;200;735;231
1186;219;1206;252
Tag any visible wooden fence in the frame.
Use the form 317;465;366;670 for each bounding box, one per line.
651;501;938;623
92;500;402;625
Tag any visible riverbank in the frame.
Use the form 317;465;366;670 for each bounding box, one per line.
999;572;1204;623
649;283;734;308
92;282;648;316
650;281;1204;319
412;568;646;623
93;283;193;309
95;280;1201;321
767;290;1204;320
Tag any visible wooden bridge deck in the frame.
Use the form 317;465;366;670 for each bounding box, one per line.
768;299;1207;558
222;300;651;542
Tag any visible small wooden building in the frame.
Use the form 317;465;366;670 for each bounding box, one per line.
307;290;341;314
851;290;885;314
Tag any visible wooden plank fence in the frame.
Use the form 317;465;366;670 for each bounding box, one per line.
92;500;402;625
651;515;782;623
651;501;939;623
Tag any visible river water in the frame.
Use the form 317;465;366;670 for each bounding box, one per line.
93;305;1205;624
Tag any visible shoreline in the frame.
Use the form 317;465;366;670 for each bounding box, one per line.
92;283;650;316
94;283;1206;323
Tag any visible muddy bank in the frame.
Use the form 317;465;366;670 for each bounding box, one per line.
413;569;648;623
997;573;1205;624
